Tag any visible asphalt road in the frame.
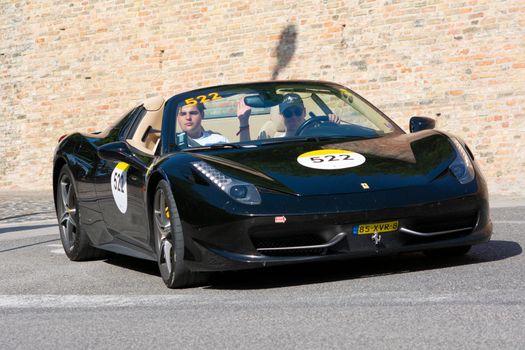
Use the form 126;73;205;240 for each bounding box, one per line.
0;206;524;349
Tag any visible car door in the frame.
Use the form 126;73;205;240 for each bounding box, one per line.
95;106;154;249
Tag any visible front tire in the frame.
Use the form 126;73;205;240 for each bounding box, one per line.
56;165;105;261
153;180;209;288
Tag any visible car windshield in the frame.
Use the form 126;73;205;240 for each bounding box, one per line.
172;82;399;149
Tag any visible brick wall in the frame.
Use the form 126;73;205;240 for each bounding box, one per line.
1;0;524;195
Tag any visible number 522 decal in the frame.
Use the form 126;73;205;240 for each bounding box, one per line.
185;92;222;106
111;162;130;214
297;149;366;170
309;154;355;163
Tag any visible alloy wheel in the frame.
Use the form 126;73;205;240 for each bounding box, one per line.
154;188;174;275
58;174;78;252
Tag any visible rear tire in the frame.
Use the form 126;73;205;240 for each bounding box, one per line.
56;165;106;261
423;245;472;258
153;180;209;288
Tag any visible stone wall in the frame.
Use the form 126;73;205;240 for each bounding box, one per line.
1;0;524;195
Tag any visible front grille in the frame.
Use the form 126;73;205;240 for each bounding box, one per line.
251;232;343;257
251;234;325;250
259;248;326;257
401;212;478;244
407;214;477;234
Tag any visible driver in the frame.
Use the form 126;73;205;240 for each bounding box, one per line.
237;93;339;141
278;93;308;137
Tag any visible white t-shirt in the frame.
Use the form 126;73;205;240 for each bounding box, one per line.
192;130;229;146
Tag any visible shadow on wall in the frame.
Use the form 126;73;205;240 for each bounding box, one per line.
271;24;297;80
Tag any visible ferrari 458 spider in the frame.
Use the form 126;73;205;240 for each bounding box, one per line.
53;81;492;288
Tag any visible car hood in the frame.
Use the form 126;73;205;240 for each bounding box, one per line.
191;130;457;196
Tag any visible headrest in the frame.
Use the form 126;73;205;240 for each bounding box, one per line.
143;96;165;111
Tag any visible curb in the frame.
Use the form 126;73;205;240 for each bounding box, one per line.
0;220;57;229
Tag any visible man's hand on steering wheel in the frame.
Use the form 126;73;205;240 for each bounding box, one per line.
327;113;340;124
294;114;340;136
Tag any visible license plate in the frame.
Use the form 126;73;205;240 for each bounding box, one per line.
352;220;399;235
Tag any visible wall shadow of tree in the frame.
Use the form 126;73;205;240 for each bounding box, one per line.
271;24;297;80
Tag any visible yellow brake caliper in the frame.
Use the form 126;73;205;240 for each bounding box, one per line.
165;206;170;219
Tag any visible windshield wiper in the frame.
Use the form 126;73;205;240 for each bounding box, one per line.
183;143;249;151
258;135;379;146
210;143;244;149
316;135;375;141
258;138;312;146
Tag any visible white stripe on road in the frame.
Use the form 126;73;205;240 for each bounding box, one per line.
0;295;190;308
493;220;525;224
0;290;523;309
47;243;64;254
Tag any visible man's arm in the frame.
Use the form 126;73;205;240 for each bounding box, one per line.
237;97;252;142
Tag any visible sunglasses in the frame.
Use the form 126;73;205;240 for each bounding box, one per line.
283;106;303;119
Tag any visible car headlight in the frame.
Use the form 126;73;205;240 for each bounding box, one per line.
191;161;262;205
449;138;475;184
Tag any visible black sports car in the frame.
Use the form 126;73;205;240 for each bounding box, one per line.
53;81;492;288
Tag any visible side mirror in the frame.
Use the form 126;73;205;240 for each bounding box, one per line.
410;116;435;133
98;141;144;167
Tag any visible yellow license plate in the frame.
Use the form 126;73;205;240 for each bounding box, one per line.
352;220;399;235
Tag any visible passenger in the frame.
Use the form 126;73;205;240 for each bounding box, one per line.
237;93;339;141
177;103;229;146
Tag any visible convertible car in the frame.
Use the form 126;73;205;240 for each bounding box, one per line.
53;80;492;288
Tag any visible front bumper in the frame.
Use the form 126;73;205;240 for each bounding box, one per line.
183;193;492;272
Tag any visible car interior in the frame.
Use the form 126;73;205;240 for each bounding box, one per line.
125;90;371;155
126;96;165;156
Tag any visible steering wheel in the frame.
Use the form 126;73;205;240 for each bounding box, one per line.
295;116;333;136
